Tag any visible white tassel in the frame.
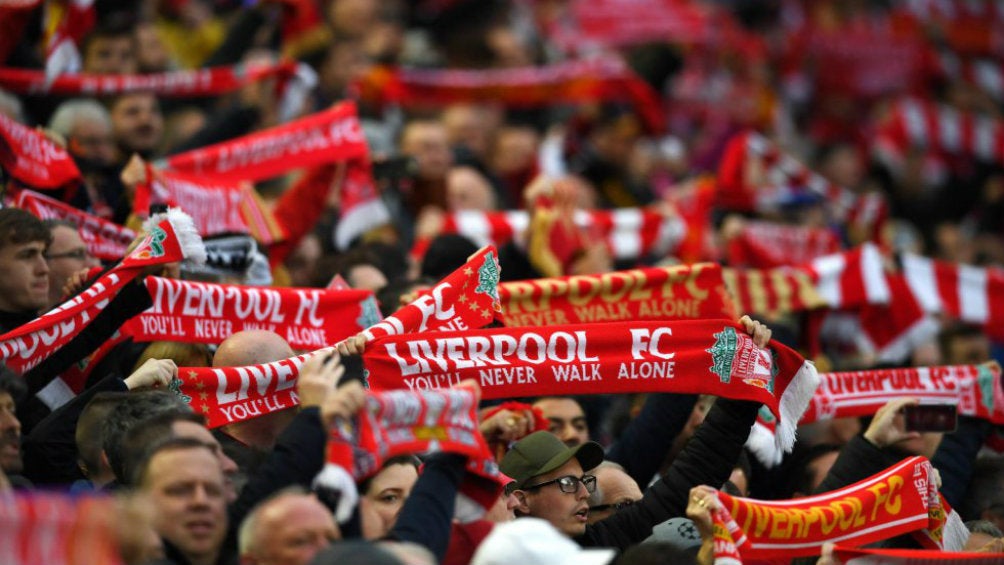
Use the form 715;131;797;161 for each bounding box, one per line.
144;207;206;265
776;360;821;453
312;463;359;524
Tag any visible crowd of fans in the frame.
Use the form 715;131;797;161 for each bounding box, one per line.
1;0;1004;564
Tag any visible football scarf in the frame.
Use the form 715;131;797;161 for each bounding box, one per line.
498;263;737;327
0;491;121;565
0;112;81;189
711;457;967;563
16;189;135;260
725;220;841;269
176;348;329;428
0;209;203;376
746;364;1004;466
133;164;285;244
124;277;377;350
163;101;368;182
359;246;502;341
354;58;665;133
365;318;819;453
318;387;505;523
875;97;1004;168
0;60;300;97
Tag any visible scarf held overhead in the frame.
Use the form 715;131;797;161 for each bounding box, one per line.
164;101;368;182
0;113;81;189
360;246;502;341
711;457;954;562
498;263;737;327
16;189;135;260
0;209;204;376
318;387;505;523
133;166;285;244
365;319;819;453
124;277;377;350
746;364;1004;467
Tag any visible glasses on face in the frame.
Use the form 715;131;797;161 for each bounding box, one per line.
588;499;637;513
523;474;597;494
45;249;90;261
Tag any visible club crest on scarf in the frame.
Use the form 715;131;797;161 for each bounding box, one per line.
474;251;501;303
706;326;776;393
131;226;168;260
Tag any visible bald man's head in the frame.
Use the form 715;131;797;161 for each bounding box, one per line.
213;331;296;450
213;330;294;368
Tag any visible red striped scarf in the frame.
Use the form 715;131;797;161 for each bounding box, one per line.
875;97;1004;168
833;546;1004;564
901;253;1004;341
725;221;841;269
0;491;121;565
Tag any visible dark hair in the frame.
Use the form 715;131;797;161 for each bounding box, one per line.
357;454;421;495
102;391;191;482
0;208;51;253
937;322;988;360
133;436;215;487
420;234;479;281
121;411;207;486
81;12;135;56
787;443;842;498
77;392;131;479
0;367;26;406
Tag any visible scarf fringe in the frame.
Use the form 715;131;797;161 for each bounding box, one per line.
145;207;206;264
942;510;969;552
745;421;783;467
775;359;820;453
312;462;359;524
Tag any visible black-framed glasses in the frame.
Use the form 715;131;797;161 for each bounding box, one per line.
523;474;597;494
589;499;637;513
45;249;90;261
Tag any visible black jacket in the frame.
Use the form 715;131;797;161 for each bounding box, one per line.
606;394;698;489
577;397;759;549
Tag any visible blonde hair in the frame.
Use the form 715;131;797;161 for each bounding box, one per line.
133;341;212;372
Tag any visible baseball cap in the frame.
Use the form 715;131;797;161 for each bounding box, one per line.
471;518;614;565
500;431;604;489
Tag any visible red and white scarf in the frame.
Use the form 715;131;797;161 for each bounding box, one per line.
333;158;390;250
722;267;827;319
747;364;1004;466
717;131;888;236
0;209;203;406
0;491;121;565
711;457;967;563
124;277;376;350
901;253;1004;342
875;97;1004;168
726;221;841;269
134;166;285;245
833;546;1004;564
360;246;502;341
177;347;326;428
41;0;95;80
0;60;300;97
164;101;368;182
16;189;135;260
354;58;665;133
365;319;819;454
0;112;81;189
419;208;684;263
498;263;736;327
319;387;505;523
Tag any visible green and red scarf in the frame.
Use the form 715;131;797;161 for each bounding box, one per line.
364;318;819;454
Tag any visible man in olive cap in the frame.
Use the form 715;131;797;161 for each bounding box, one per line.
501;431;605;537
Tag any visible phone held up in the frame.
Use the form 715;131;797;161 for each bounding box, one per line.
903;402;958;433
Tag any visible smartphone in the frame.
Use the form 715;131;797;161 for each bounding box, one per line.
903;403;958;433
